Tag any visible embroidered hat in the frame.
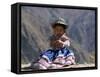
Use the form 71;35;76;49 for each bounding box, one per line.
52;17;68;29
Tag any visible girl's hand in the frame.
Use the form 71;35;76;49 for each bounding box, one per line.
50;40;64;48
61;35;69;42
55;40;64;48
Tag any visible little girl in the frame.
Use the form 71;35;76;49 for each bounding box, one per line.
31;18;75;69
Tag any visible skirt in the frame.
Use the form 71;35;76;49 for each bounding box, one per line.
40;47;74;62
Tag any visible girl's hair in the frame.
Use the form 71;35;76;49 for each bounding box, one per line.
52;23;68;30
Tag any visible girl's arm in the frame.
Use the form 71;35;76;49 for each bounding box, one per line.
50;40;64;48
63;40;70;47
59;35;71;47
50;40;55;48
58;39;70;47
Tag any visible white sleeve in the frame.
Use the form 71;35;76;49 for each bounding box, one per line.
63;40;70;47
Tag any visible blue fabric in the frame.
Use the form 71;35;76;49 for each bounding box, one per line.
40;47;74;62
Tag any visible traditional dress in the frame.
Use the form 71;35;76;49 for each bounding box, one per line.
38;34;75;69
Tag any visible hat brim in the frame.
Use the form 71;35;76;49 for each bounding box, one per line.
52;23;68;29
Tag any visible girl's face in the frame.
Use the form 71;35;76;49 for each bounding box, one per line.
53;25;65;37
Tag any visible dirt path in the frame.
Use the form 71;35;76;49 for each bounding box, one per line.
21;63;95;71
